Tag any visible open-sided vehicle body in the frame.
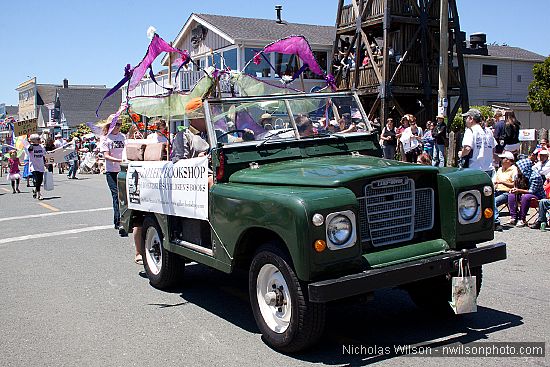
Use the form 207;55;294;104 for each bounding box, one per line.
118;91;506;352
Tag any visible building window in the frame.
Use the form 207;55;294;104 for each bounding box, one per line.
245;48;271;77
303;51;328;80
517;75;522;83
223;49;237;71
213;53;222;69
274;53;300;78
482;64;498;76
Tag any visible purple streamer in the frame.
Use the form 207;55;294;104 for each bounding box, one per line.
95;74;130;117
263;36;324;76
128;34;189;91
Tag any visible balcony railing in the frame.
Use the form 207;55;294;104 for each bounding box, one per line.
337;62;453;91
124;70;204;99
338;0;439;29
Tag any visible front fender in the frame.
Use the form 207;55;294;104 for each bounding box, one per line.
210;183;362;281
437;168;494;248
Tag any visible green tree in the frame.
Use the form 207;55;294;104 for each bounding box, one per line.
528;56;550;116
70;123;92;139
451;105;494;131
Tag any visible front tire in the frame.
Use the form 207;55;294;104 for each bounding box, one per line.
249;243;325;353
141;215;185;289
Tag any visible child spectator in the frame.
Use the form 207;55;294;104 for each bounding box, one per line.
7;150;22;193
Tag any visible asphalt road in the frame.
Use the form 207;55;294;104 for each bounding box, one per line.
0;172;548;367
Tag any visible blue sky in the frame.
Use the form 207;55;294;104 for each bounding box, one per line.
1;0;548;106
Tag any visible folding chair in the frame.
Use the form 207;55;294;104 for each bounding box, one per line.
498;202;509;214
526;198;540;225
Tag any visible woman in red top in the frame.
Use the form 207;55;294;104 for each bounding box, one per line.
7;150;22;193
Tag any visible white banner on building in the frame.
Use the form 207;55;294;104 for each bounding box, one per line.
45;145;77;163
126;157;209;219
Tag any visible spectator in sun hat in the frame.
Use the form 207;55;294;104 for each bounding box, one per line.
533;149;550;179
507;158;546;227
259;113;273;130
492;151;518;231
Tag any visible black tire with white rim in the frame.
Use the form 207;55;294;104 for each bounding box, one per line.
249;243;326;353
141;215;185;290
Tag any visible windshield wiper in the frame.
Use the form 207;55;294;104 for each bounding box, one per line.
256;128;295;147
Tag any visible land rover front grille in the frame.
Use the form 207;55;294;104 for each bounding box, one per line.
358;177;434;247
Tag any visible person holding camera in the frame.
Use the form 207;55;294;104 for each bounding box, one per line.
459;109;495;177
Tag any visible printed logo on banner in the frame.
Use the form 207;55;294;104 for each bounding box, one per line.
128;165;141;204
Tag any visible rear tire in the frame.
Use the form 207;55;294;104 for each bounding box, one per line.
249;243;326;353
406;266;482;315
141;215;185;290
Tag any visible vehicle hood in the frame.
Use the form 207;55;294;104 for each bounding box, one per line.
229;155;439;187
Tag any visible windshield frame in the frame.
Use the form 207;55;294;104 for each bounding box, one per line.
203;91;373;149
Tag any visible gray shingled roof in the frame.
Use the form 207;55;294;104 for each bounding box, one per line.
487;45;546;61
5;105;18;117
37;85;60;105
57;88;122;127
466;45;546;62
195;13;335;46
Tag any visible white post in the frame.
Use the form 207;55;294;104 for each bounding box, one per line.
438;0;449;117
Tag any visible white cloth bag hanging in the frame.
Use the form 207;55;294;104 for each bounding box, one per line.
44;171;54;191
449;258;477;314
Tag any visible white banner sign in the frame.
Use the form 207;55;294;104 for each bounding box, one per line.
126;158;209;219
518;129;536;142
45;145;77;163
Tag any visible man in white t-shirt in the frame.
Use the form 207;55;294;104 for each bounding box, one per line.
460;108;496;176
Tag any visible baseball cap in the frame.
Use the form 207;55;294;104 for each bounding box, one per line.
261;113;272;120
539;150;549;155
498;151;515;160
436;114;445;119
461;108;482;121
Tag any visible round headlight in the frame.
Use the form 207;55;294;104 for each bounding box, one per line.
327;215;352;245
458;193;479;221
312;213;324;227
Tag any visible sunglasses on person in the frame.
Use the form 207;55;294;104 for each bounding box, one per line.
115;123;122;127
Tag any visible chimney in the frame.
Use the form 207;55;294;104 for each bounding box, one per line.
275;5;283;24
63;78;69;88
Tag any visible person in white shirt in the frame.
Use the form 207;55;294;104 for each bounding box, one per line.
99;116;126;229
533;150;550;179
27;134;46;200
460;109;496;176
54;133;64;148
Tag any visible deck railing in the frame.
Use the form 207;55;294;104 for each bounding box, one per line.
339;0;439;28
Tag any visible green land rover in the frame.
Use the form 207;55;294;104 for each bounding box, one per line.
118;91;506;352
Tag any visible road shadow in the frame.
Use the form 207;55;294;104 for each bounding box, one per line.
148;263;522;360
293;289;523;365
39;196;62;201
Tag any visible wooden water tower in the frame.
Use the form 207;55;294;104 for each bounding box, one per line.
331;0;472;125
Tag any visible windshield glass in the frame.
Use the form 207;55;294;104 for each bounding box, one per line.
209;94;370;146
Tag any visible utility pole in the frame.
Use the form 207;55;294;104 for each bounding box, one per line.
438;0;449;117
